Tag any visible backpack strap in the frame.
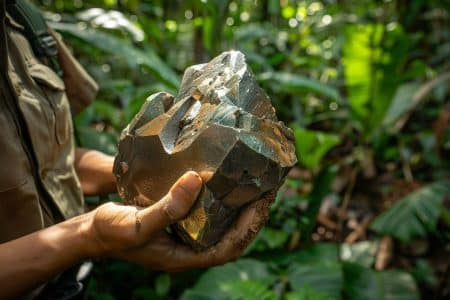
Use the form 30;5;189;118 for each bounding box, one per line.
1;0;8;73
6;0;58;58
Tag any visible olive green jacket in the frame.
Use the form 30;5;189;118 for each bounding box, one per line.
0;2;98;243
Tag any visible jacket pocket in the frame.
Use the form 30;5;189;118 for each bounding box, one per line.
28;63;72;146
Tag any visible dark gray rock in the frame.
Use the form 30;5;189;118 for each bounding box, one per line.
113;51;297;250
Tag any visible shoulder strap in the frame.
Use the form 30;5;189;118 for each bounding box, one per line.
6;0;58;58
1;0;8;73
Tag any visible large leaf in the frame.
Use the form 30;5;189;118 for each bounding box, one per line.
370;180;450;242
288;262;343;299
180;259;275;300
343;23;416;133
258;72;343;103
287;244;342;299
221;280;277;300
381;82;421;130
50;22;179;89
343;24;384;125
182;280;276;300
382;72;450;133
343;263;420;300
291;243;339;264
293;128;340;169
285;286;338;300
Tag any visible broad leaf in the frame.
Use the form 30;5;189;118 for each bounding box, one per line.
343;24;383;126
182;280;276;300
291;243;339;264
180;259;275;300
288;262;343;299
221;280;277;300
370;180;450;242
258;72;343;103
249;227;290;252
382;73;450;133
381;82;421;131
343;23;416;133
50;22;179;89
293;128;340;169
343;263;419;300
285;286;338;300
288;244;342;299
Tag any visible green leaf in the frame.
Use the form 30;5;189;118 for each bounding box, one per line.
180;291;214;300
258;72;343;103
343;24;383;124
92;100;123;128
287;244;342;299
50;22;179;89
340;241;379;267
293;128;340;169
382;72;450;133
287;262;343;299
180;259;275;300
343;23;416;133
155;273;171;297
249;227;290;252
370;180;450;242
221;280;277;300
291;243;339;264
411;259;438;287
285;286;338;300
182;280;276;300
381;82;421;131
343;263;420;300
76;126;118;155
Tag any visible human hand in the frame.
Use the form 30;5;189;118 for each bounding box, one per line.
85;171;203;257
112;189;276;272
85;170;275;271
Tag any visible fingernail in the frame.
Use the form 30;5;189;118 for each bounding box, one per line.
165;171;202;221
178;171;202;197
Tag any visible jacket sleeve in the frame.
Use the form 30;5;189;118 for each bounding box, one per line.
49;28;98;115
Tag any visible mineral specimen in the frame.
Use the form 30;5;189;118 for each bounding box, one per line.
113;51;297;250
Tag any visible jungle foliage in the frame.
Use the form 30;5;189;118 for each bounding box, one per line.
37;0;450;299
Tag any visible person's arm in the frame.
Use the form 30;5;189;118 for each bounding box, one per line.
0;213;92;299
0;171;202;299
1;171;275;299
74;147;116;195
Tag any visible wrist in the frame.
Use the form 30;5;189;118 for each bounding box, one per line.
75;211;107;258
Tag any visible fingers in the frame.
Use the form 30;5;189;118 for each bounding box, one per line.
162;190;278;271
138;171;202;238
194;190;277;266
117;189;277;272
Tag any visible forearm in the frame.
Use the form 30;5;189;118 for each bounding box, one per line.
0;213;95;299
74;147;116;195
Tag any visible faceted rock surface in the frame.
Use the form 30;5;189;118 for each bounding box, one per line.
113;51;297;250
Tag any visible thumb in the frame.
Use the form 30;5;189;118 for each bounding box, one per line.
137;171;202;237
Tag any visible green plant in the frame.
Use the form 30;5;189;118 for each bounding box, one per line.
36;0;450;299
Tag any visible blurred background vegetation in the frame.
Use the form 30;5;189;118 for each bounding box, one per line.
37;0;449;299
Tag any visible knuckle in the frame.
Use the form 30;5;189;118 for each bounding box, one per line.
162;193;192;222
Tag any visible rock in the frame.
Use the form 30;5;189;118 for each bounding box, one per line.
113;51;297;250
